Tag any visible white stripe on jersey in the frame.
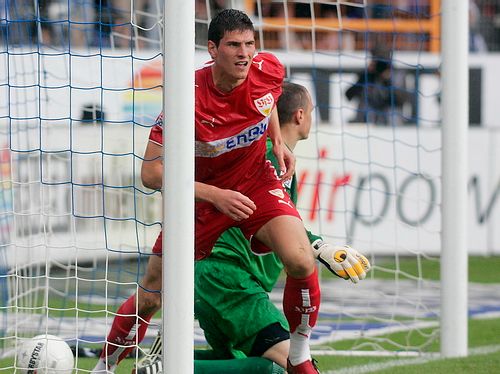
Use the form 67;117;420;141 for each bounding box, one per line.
195;116;269;158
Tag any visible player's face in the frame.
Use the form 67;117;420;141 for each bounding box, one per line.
208;29;256;89
299;93;314;140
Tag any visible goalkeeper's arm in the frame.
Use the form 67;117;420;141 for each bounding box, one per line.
311;239;371;283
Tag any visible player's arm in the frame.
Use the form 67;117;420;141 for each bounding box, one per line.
143;128;256;220
141;140;163;190
268;107;295;181
195;182;256;221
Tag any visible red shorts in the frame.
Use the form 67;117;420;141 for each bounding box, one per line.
152;165;302;258
195;166;301;260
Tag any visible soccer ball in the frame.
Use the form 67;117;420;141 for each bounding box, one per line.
16;334;74;374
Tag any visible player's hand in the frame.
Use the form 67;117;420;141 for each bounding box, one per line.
311;240;371;283
211;188;256;221
273;143;295;181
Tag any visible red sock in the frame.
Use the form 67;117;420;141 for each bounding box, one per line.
283;267;320;334
100;295;153;366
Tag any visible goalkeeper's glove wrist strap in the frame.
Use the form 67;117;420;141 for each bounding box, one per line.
312;239;324;251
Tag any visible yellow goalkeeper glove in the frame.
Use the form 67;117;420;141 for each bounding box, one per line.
312;240;371;283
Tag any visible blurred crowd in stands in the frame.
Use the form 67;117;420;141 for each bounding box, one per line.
1;0;500;52
247;0;499;52
0;0;162;49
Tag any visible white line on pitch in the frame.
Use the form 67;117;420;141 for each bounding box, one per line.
323;344;500;374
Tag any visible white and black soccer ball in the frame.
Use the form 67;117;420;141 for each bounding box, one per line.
16;334;74;374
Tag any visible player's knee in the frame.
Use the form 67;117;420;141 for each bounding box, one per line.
286;264;314;278
285;250;316;278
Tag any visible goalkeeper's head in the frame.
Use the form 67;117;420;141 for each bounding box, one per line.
208;9;254;47
277;82;314;145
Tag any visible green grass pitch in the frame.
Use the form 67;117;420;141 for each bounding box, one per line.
1;255;499;373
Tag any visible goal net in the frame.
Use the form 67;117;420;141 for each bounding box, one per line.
0;0;466;370
0;0;165;366
248;0;444;356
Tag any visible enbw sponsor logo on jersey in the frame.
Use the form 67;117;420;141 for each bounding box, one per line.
226;121;267;149
196;118;269;158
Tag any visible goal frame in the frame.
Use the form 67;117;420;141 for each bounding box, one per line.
162;1;195;374
162;1;469;371
440;0;468;358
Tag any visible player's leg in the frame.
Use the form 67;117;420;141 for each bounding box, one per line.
194;357;285;373
252;323;290;368
136;355;284;374
135;329;289;373
254;216;320;372
135;338;287;374
92;251;163;373
134;318;288;373
194;259;289;371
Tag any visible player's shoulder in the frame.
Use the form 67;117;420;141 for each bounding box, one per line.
195;61;212;83
250;52;285;88
196;60;213;73
253;51;281;65
251;52;284;73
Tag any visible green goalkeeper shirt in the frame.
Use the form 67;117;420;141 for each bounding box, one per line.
203;138;322;292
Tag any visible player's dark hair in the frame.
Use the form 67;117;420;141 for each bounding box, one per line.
277;82;309;125
208;9;254;46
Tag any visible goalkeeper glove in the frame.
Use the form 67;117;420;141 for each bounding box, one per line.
312;240;371;283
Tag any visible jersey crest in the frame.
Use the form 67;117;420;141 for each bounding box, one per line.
254;93;274;117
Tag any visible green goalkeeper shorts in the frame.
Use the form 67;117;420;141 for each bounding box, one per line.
194;258;289;358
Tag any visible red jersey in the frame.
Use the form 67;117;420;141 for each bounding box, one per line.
147;53;300;260
195;52;284;190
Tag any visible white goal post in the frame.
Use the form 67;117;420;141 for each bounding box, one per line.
163;1;195;374
440;0;468;358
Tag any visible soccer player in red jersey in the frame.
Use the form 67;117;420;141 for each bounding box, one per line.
92;9;325;374
191;9;320;373
133;83;370;374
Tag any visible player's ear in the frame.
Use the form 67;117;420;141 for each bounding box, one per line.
208;41;217;59
295;108;304;125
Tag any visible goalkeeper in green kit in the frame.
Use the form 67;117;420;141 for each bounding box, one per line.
134;82;371;374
